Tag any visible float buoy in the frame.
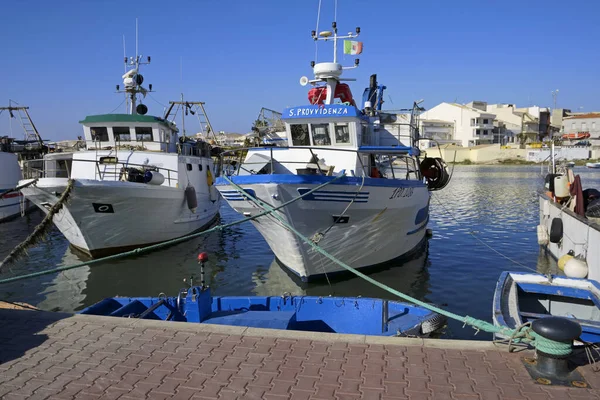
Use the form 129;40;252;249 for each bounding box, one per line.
564;257;588;278
536;224;549;245
549;218;563;243
557;252;574;271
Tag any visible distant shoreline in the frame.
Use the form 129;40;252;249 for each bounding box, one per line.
448;158;600;166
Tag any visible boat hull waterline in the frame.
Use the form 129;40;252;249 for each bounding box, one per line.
20;178;220;257
217;175;430;281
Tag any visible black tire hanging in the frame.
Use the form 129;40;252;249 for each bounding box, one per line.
420;157;450;191
549;218;563;244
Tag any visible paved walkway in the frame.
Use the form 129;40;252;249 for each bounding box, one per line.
0;306;599;400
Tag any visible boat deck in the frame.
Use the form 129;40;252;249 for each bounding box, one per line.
1;303;599;400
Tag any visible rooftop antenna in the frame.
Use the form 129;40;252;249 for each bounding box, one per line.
116;18;153;115
305;3;361;105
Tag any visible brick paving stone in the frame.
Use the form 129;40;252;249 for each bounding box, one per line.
4;311;600;400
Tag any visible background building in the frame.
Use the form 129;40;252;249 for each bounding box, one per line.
419;102;495;147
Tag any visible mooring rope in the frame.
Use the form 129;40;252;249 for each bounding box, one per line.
0;179;75;269
220;175;587;357
0;172;576;356
0;173;347;282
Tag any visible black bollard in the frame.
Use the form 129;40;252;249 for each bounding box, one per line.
522;316;588;388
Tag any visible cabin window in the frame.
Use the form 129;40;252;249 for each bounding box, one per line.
113;127;131;141
198;164;203;171
311;124;331;146
135;127;153;141
91;127;109;141
187;164;193;171
334;124;350;144
99;156;118;164
290;124;310;146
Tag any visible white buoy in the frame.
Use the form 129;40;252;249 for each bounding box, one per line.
564;257;588;278
537;225;549;245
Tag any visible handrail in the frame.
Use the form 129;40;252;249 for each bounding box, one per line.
216;145;420;180
21;157;182;186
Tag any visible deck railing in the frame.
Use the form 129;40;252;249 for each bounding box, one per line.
21;158;180;187
216;146;421;181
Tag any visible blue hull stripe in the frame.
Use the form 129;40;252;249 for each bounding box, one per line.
0;202;20;209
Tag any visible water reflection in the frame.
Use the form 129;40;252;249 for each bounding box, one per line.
0;166;599;340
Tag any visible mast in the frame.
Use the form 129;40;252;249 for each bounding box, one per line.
116;19;153;115
306;10;361;106
181;93;186;139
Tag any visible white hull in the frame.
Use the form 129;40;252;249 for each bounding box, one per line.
218;181;430;280
21;178;220;256
539;195;600;281
0;152;23;222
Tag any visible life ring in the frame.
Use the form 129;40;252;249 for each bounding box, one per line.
342;101;351;106
206;169;214;186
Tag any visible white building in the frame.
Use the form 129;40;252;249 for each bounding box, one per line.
562;113;600;146
418;119;457;150
419;102;495;147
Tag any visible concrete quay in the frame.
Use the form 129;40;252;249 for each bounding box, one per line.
0;305;599;400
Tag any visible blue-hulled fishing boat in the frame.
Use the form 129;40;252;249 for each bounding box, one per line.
493;272;600;343
79;253;446;337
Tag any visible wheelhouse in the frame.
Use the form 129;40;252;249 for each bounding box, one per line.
79;114;179;153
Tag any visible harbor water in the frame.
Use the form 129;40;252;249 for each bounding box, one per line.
1;165;599;340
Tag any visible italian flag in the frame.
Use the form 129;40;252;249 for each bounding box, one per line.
344;40;363;55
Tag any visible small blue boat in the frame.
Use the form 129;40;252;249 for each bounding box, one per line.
79;254;446;337
493;272;600;343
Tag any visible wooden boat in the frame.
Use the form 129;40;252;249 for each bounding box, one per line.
493;272;600;343
79;253;446;337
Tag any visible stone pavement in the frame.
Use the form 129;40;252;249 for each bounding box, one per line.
0;307;599;400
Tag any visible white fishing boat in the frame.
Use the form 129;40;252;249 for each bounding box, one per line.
538;144;600;281
19;37;221;257
0;104;46;222
215;12;449;281
586;162;600;169
0;150;23;222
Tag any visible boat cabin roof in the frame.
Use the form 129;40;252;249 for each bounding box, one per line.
78;113;179;152
79;114;178;132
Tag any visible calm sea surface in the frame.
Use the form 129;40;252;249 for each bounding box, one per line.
1;165;599;340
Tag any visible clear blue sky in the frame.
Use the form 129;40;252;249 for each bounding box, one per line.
1;0;599;141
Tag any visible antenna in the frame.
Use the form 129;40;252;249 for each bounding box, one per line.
135;18;138;64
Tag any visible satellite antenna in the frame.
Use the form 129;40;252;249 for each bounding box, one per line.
299;76;309;86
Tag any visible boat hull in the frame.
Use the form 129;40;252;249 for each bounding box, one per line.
20;178;220;256
80;286;447;337
493;272;600;343
217;175;430;281
0;152;24;222
539;195;600;281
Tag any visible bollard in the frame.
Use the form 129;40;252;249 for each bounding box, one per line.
522;316;588;388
